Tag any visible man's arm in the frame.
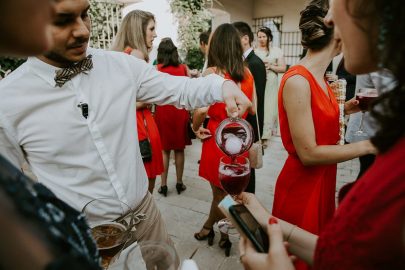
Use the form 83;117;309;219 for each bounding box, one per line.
131;59;252;117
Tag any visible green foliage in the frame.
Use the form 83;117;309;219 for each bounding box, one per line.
185;48;205;70
0;57;26;78
89;0;123;49
169;0;211;60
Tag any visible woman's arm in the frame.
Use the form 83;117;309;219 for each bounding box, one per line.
192;107;211;140
239;192;318;265
283;75;376;166
268;55;287;73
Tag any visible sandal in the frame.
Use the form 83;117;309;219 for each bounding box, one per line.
194;226;215;246
158;185;168;197
176;182;187;194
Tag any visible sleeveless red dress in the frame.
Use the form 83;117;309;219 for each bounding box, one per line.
199;69;254;188
274;65;339;269
314;137;405;269
124;47;164;179
154;64;191;150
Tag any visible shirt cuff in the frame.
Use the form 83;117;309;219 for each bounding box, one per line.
207;74;227;102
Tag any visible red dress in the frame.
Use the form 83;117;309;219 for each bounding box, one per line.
124;47;163;179
154;64;191;150
199;69;254;187
314;137;405;269
274;65;339;269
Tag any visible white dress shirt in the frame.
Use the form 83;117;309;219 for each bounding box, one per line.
0;48;224;214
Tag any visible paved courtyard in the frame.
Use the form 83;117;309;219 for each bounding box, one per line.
153;136;360;270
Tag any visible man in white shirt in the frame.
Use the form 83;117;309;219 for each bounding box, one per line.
0;0;252;263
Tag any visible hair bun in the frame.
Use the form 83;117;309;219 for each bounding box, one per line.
299;4;333;51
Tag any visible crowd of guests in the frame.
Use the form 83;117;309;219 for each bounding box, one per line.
0;0;404;269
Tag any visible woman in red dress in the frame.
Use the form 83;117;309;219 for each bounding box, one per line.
272;2;376;269
111;10;164;193
154;38;191;196
238;0;405;269
192;23;254;256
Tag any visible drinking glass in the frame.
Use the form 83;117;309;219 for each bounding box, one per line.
218;156;250;235
137;241;176;270
215;118;253;159
82;198;133;269
354;88;378;137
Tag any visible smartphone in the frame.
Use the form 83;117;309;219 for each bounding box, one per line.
229;204;269;253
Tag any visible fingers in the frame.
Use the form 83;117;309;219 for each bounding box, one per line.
222;80;253;118
267;221;289;255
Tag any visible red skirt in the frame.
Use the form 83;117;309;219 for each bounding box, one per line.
155;105;191;150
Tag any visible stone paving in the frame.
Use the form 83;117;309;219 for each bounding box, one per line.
152;136;360;270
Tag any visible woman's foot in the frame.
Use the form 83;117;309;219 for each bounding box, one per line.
219;236;232;257
158;185;168;197
176;182;186;194
194;226;215;246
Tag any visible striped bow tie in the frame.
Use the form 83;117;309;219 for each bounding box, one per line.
54;55;93;87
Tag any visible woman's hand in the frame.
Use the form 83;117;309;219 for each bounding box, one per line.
236;192;271;228
194;126;212;140
344;97;360;115
239;221;295;270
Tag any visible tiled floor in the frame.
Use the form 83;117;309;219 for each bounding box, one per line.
153;136;360;270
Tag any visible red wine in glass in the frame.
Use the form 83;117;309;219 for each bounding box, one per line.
354;88;378;137
219;156;250;196
356;92;378;111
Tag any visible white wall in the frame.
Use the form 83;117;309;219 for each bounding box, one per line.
217;0;254;25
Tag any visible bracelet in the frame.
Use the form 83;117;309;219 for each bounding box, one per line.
286;225;297;242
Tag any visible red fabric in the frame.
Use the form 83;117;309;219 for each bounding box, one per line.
124;47;163;178
154;64;191;150
314;137;405;270
136;109;164;178
273;65;339;270
199;70;254;188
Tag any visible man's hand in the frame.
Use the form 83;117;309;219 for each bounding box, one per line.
222;80;253;118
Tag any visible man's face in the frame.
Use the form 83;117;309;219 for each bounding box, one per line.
199;42;207;55
41;0;91;67
0;0;55;56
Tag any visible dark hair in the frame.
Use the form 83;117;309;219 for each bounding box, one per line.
207;23;245;82
199;31;210;45
232;21;254;46
353;0;405;153
157;38;180;67
299;0;333;51
257;26;273;51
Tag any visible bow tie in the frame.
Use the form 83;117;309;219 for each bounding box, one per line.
54;55;93;87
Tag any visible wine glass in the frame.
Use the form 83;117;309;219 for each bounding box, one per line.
82;198;133;269
137;241;176;270
219;156;250;197
354;88;378;138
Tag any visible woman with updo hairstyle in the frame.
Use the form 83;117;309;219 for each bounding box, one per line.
154;37;191;196
255;26;286;144
270;1;375;268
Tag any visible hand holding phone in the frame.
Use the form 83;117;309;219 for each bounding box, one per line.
229;204;269;253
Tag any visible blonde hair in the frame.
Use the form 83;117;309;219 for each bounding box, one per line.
111;10;155;62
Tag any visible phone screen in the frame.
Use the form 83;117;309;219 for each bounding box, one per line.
229;204;269;252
